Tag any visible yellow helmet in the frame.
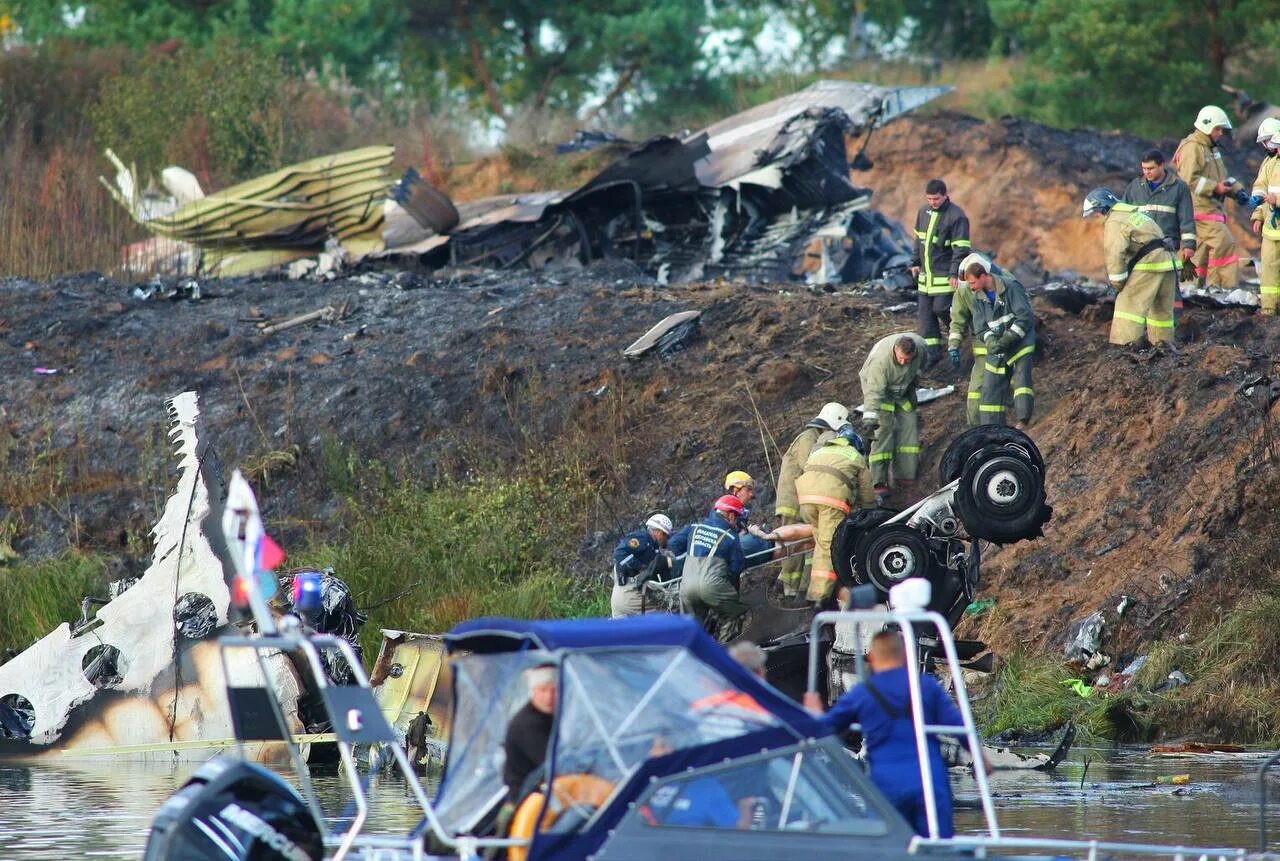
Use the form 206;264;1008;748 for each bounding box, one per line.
724;470;755;490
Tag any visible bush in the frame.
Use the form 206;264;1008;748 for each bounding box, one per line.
89;41;298;184
0;554;110;655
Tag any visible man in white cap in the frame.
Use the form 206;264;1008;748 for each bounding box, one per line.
503;664;557;802
609;512;674;618
947;253;1036;428
773;402;847;597
1174;105;1247;289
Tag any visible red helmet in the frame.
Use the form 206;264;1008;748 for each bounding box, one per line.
713;494;746;517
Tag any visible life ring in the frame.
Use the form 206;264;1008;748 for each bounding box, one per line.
508;774;616;861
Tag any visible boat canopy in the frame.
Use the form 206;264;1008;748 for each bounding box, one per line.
434;615;827;857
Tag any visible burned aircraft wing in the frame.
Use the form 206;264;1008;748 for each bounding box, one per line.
0;393;304;761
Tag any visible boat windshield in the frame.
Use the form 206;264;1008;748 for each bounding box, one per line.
433;644;790;834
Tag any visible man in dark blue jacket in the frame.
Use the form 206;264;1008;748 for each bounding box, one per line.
610;513;673;618
804;631;967;837
679;495;750;643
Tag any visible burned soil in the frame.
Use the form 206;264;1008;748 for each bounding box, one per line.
4;109;1280;670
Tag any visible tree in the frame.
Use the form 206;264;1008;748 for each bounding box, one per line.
989;0;1280;135
10;0;405;84
404;0;765;127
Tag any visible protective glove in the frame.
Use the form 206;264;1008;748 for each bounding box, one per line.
982;330;1000;350
996;332;1021;354
948;347;962;368
1248;194;1266;211
860;414;879;436
1235;188;1252;207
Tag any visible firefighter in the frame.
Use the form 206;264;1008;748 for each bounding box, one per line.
773;402;848;597
948;253;1035;428
1082;187;1178;346
1174;105;1246;289
680;495;750;643
794;424;875;603
859;332;928;504
609;513;674;618
1122;149;1196;323
910;179;972;365
1250;119;1280;315
723;470;755;530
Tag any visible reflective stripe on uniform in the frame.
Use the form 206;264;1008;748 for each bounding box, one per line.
972;346;988;356
1261;286;1280;295
978;405;1005;413
1109;272;1129;283
1207;254;1239;268
1008;345;1034;364
868;452;894;464
984;362;1007;375
1141;204;1177;214
822;445;864;463
967;391;980;400
1014;387;1034;397
897;445;920;454
1147;317;1174;328
1114;310;1147;325
775;505;799;518
1181;232;1198;242
947;238;972;248
1134;258;1178;272
811;569;837;582
1194;212;1226;223
797;494;851;513
878;400;914;412
924;336;942;346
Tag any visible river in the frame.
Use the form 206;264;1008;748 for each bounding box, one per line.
1;748;1276;858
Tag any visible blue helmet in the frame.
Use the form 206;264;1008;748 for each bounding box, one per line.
1082;187;1119;218
836;423;867;456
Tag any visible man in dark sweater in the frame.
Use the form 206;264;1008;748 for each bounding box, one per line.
502;664;558;802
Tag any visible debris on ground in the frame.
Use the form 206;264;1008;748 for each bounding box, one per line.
1150;742;1247;755
1065;611;1105;661
623;310;702;358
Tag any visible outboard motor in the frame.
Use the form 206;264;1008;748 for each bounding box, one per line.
144;757;323;861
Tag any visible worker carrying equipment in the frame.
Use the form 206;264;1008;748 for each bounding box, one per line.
1251;127;1280;315
774;402;848;597
949;253;1036;427
1084;186;1178;345
858;332;928;501
794;423;876;603
610;514;674;618
911;179;972;365
680;497;750;643
1175;105;1243;289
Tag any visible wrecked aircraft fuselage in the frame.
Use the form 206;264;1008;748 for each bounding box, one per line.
0;393;306;762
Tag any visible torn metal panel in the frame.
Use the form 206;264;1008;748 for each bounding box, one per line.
368;630;453;767
0;392;305;762
622;310;701;357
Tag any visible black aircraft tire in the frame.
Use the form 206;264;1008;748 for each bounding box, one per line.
832;508;898;588
855;525;934;594
940;425;1045;484
955;449;1049;543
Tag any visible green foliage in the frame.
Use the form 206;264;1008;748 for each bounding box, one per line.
0;553;109;655
295;450;609;658
12;0;405;84
978;650;1140;740
989;0;1280;135
88;41;295;181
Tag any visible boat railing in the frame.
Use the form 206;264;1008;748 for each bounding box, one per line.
911;834;1248;861
1259;750;1280;850
806;607;1000;840
219;625;524;861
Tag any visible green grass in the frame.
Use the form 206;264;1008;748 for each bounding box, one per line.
293;442;612;658
0;553;110;655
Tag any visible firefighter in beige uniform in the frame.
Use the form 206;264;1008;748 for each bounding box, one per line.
1082;187;1178;345
1250;119;1280;315
858;332;928;503
1174;105;1246;289
794;424;875;602
773;402;848;597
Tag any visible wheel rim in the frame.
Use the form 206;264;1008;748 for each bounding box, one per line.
877;542;917;581
985;467;1022;505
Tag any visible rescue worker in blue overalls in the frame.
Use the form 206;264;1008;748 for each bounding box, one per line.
680;495;750;643
803;630;969;838
610;513;674;618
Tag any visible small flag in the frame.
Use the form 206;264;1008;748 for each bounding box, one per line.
258;533;286;572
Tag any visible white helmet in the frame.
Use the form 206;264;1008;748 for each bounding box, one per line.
809;402;849;430
958;252;992;274
1195;105;1232;134
1258;117;1280;143
645;513;673;536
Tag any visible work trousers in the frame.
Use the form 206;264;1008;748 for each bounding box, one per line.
977;346;1034;425
1192;217;1240;289
1110;270;1175;345
869;400;920;486
775;513;809;595
1260;236;1280;316
917;292;953;363
681;562;748;643
610;581;646;618
799;502;845;602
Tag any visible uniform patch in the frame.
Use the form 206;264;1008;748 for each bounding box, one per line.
628;538;641;549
